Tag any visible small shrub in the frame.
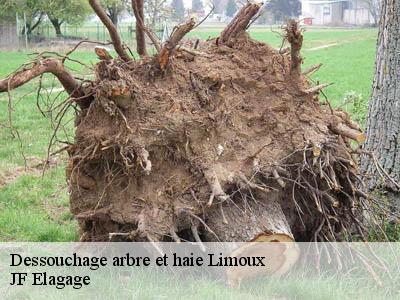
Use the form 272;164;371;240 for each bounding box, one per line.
342;91;368;125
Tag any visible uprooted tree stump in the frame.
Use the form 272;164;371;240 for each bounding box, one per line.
0;1;372;281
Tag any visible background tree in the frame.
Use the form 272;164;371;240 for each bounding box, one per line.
0;0;46;36
225;0;237;17
44;0;91;36
101;0;127;26
192;0;204;12
144;0;170;30
362;0;400;201
171;0;185;21
267;0;301;21
0;1;18;23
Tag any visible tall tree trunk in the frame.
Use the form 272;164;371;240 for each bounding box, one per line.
49;18;63;37
362;0;400;197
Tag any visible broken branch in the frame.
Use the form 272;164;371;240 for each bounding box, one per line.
95;46;113;61
304;83;332;94
220;3;262;44
0;58;87;102
158;18;196;71
303;63;323;76
330;123;366;143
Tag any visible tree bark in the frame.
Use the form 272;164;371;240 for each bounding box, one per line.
362;0;400;193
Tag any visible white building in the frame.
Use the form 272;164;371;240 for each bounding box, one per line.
301;0;378;26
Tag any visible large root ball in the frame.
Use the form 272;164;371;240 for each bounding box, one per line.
68;29;364;245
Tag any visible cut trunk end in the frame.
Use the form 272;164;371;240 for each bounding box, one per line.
204;191;298;286
226;240;300;287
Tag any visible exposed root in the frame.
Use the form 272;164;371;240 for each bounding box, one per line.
311;141;322;157
238;172;268;192
220;3;262;44
275;142;367;241
304;83;333;94
137;148;152;175
303;63;323;76
191;224;206;252
95;46;113;61
272;169;286;188
335;110;362;131
286;19;304;78
0;58;89;102
329;123;366;143
204;169;230;206
170;227;182;243
158;18;196;71
219;203;229;225
148;236;165;257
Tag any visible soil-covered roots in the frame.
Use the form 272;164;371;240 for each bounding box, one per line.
67;14;366;245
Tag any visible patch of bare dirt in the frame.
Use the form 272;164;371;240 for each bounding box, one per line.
0;155;61;189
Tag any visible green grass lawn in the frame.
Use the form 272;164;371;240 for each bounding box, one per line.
0;27;378;242
0;51;99;242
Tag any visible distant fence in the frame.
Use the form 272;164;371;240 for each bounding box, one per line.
33;23;139;43
0;21;164;50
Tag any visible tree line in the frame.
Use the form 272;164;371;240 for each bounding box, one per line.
0;0;303;38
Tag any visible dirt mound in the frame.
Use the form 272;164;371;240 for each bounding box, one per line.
67;25;364;242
